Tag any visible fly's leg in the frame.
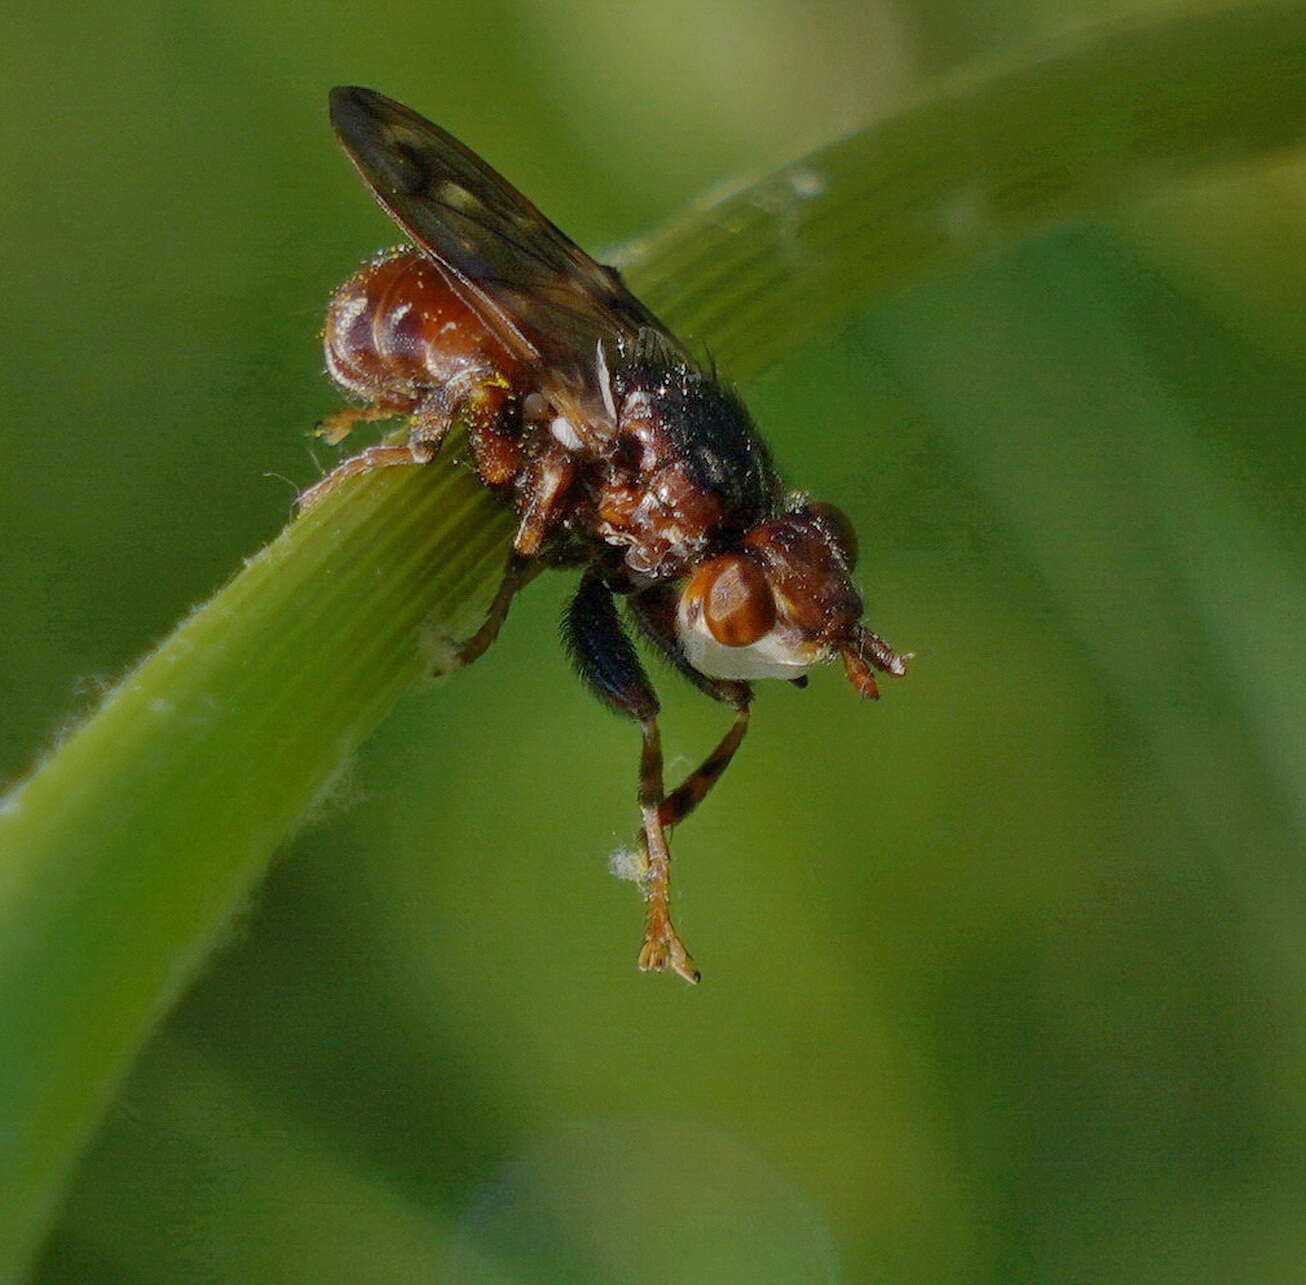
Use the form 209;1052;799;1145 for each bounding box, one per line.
454;441;574;668
634;717;698;982
296;442;438;509
314;400;414;446
297;386;458;510
657;705;750;829
455;553;530;667
299;372;514;512
563;573;699;984
628;585;753;831
511;441;576;559
299;368;525;510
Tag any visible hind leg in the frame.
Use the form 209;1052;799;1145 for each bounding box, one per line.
299;374;505;510
628;585;753;830
297;440;441;509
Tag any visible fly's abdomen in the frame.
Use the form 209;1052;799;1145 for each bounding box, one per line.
324;247;518;404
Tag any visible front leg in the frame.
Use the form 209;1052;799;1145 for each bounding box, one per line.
562;573;699;984
629;585;752;830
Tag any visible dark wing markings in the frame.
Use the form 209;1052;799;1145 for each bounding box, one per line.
329;86;688;427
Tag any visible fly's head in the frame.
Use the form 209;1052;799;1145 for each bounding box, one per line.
676;502;909;698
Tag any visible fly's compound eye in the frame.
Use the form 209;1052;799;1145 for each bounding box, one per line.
806;501;859;569
684;555;777;647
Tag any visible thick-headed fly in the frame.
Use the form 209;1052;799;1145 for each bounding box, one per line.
305;87;909;983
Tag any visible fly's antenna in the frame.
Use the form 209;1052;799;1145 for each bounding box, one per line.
841;626;911;700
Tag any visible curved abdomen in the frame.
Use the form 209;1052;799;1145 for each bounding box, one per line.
324;247;521;406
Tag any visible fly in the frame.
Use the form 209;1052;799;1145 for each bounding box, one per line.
304;87;910;983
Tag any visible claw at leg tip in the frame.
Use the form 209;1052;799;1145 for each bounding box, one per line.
639;933;701;984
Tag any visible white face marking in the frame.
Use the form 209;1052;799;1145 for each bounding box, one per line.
550;415;584;451
676;600;824;681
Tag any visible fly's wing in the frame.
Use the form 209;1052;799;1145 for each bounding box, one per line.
329;86;683;429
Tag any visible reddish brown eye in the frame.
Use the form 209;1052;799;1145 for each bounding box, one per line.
685;555;776;646
807;501;859;568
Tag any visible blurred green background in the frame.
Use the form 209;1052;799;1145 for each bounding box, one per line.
5;0;1306;1281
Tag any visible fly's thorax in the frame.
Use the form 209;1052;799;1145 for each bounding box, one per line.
584;349;780;583
592;461;723;580
610;350;780;533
